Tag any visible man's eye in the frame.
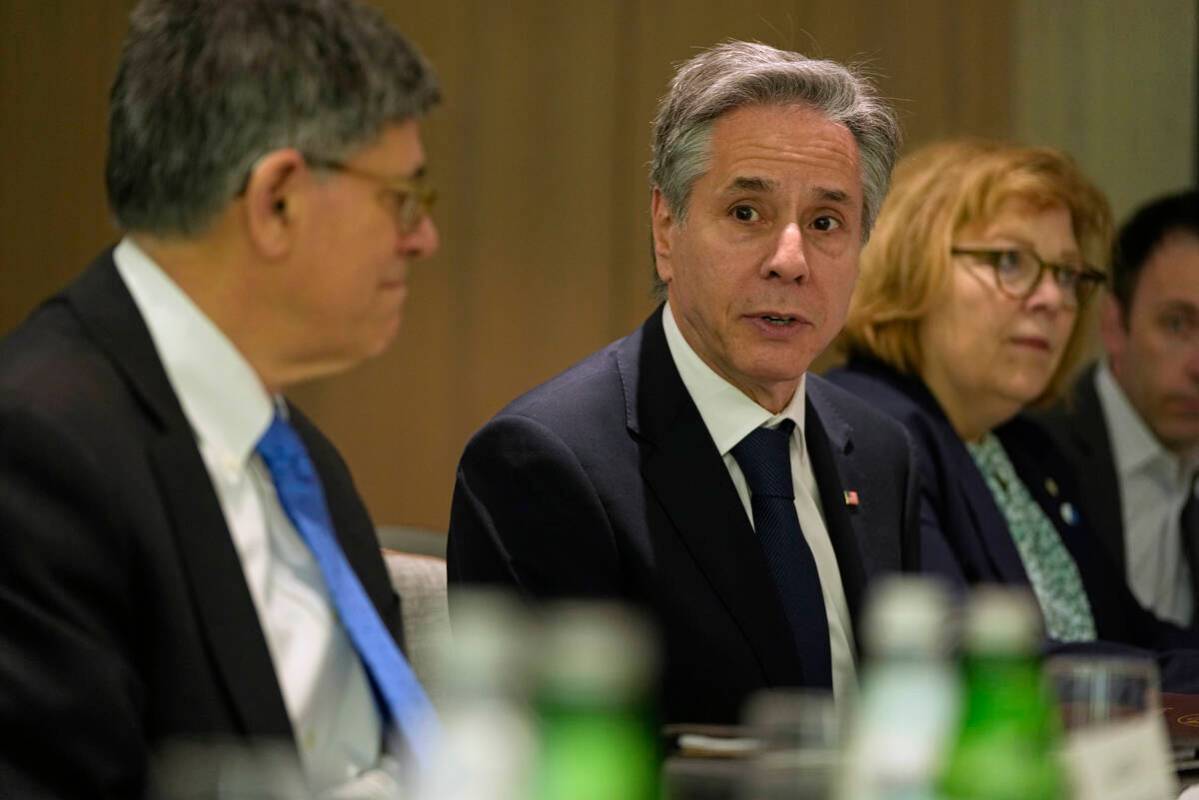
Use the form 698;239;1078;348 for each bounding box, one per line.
811;216;841;232
1161;313;1195;336
730;205;760;222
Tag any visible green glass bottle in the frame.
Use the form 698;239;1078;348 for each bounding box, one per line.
533;602;660;800
937;587;1068;800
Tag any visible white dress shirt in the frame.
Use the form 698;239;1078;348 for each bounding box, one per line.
114;238;391;795
1095;361;1199;626
662;303;857;701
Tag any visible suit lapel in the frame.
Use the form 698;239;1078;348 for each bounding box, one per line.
620;309;803;684
1070;367;1125;572
66;252;293;738
149;435;293;737
802;383;868;635
869;364;1032;585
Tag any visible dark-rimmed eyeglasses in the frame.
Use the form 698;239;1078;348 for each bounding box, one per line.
304;155;436;235
951;246;1107;309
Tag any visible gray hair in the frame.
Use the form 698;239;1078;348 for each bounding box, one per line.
650;41;900;296
106;0;440;235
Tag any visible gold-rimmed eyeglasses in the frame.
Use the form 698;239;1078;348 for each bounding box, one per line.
304;155;436;235
951;246;1107;309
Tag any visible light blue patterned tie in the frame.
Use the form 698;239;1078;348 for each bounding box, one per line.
967;433;1096;642
256;413;439;766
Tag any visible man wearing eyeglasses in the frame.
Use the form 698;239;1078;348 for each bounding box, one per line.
0;1;440;797
1040;189;1199;628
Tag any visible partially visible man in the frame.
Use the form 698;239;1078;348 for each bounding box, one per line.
1040;189;1199;626
0;1;441;796
447;42;920;725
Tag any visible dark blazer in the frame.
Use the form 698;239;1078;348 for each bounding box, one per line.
1036;364;1126;573
0;251;401;799
446;308;922;725
824;358;1199;665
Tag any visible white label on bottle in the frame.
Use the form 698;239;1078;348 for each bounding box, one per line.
1062;714;1178;800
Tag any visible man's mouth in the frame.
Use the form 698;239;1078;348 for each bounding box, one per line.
760;314;798;326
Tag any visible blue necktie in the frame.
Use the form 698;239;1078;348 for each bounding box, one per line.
731;420;833;688
256;413;439;766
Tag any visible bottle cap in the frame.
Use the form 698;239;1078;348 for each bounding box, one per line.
537;601;657;705
862;575;953;658
962;585;1043;654
440;588;532;698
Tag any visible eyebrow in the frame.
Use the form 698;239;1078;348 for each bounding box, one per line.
985;230;1082;262
728;176;776;193
1157;299;1199;314
815;187;852;206
723;176;854;206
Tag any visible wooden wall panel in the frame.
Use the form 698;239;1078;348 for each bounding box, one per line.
1;0;1019;532
0;0;137;322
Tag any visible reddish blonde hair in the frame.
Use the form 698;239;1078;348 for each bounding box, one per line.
839;139;1113;406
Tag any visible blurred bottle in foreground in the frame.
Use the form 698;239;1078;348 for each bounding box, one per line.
740;687;842;800
937;587;1067;800
533;602;660;800
835;576;959;800
412;590;537;800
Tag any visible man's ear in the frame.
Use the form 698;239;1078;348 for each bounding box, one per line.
1098;292;1128;370
242;149;306;259
651;187;675;284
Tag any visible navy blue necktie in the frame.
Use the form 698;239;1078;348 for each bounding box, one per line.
256;413;439;766
731;420;833;688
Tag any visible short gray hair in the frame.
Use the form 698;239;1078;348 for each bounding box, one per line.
106;0;440;235
650;41;900;296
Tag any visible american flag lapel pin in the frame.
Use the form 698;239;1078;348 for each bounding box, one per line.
843;490;860;507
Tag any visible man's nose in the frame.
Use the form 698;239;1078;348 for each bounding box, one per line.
400;213;439;260
762;222;808;282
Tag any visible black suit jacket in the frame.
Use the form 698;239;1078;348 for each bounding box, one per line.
824;358;1199;687
0;251;401;798
447;308;922;725
1036;364;1126;573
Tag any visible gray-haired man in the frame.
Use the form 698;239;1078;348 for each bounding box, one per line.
0;0;440;796
448;42;922;725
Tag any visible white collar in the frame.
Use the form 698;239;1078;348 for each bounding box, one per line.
113;237;275;469
1095;359;1197;481
662;302;806;456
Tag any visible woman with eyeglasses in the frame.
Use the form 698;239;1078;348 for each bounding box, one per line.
826;139;1199;668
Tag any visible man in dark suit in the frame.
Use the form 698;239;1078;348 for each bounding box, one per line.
1040;190;1199;628
447;42;920;725
0;1;442;796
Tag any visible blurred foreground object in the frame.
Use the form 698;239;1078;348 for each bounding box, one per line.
412;590;536;800
740;688;841;800
533;602;660;800
836;576;959;800
938;587;1066;800
1047;655;1176;799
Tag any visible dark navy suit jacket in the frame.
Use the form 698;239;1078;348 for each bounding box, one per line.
1036;364;1127;574
447;308;923;725
0;251;402;798
825;358;1199;689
